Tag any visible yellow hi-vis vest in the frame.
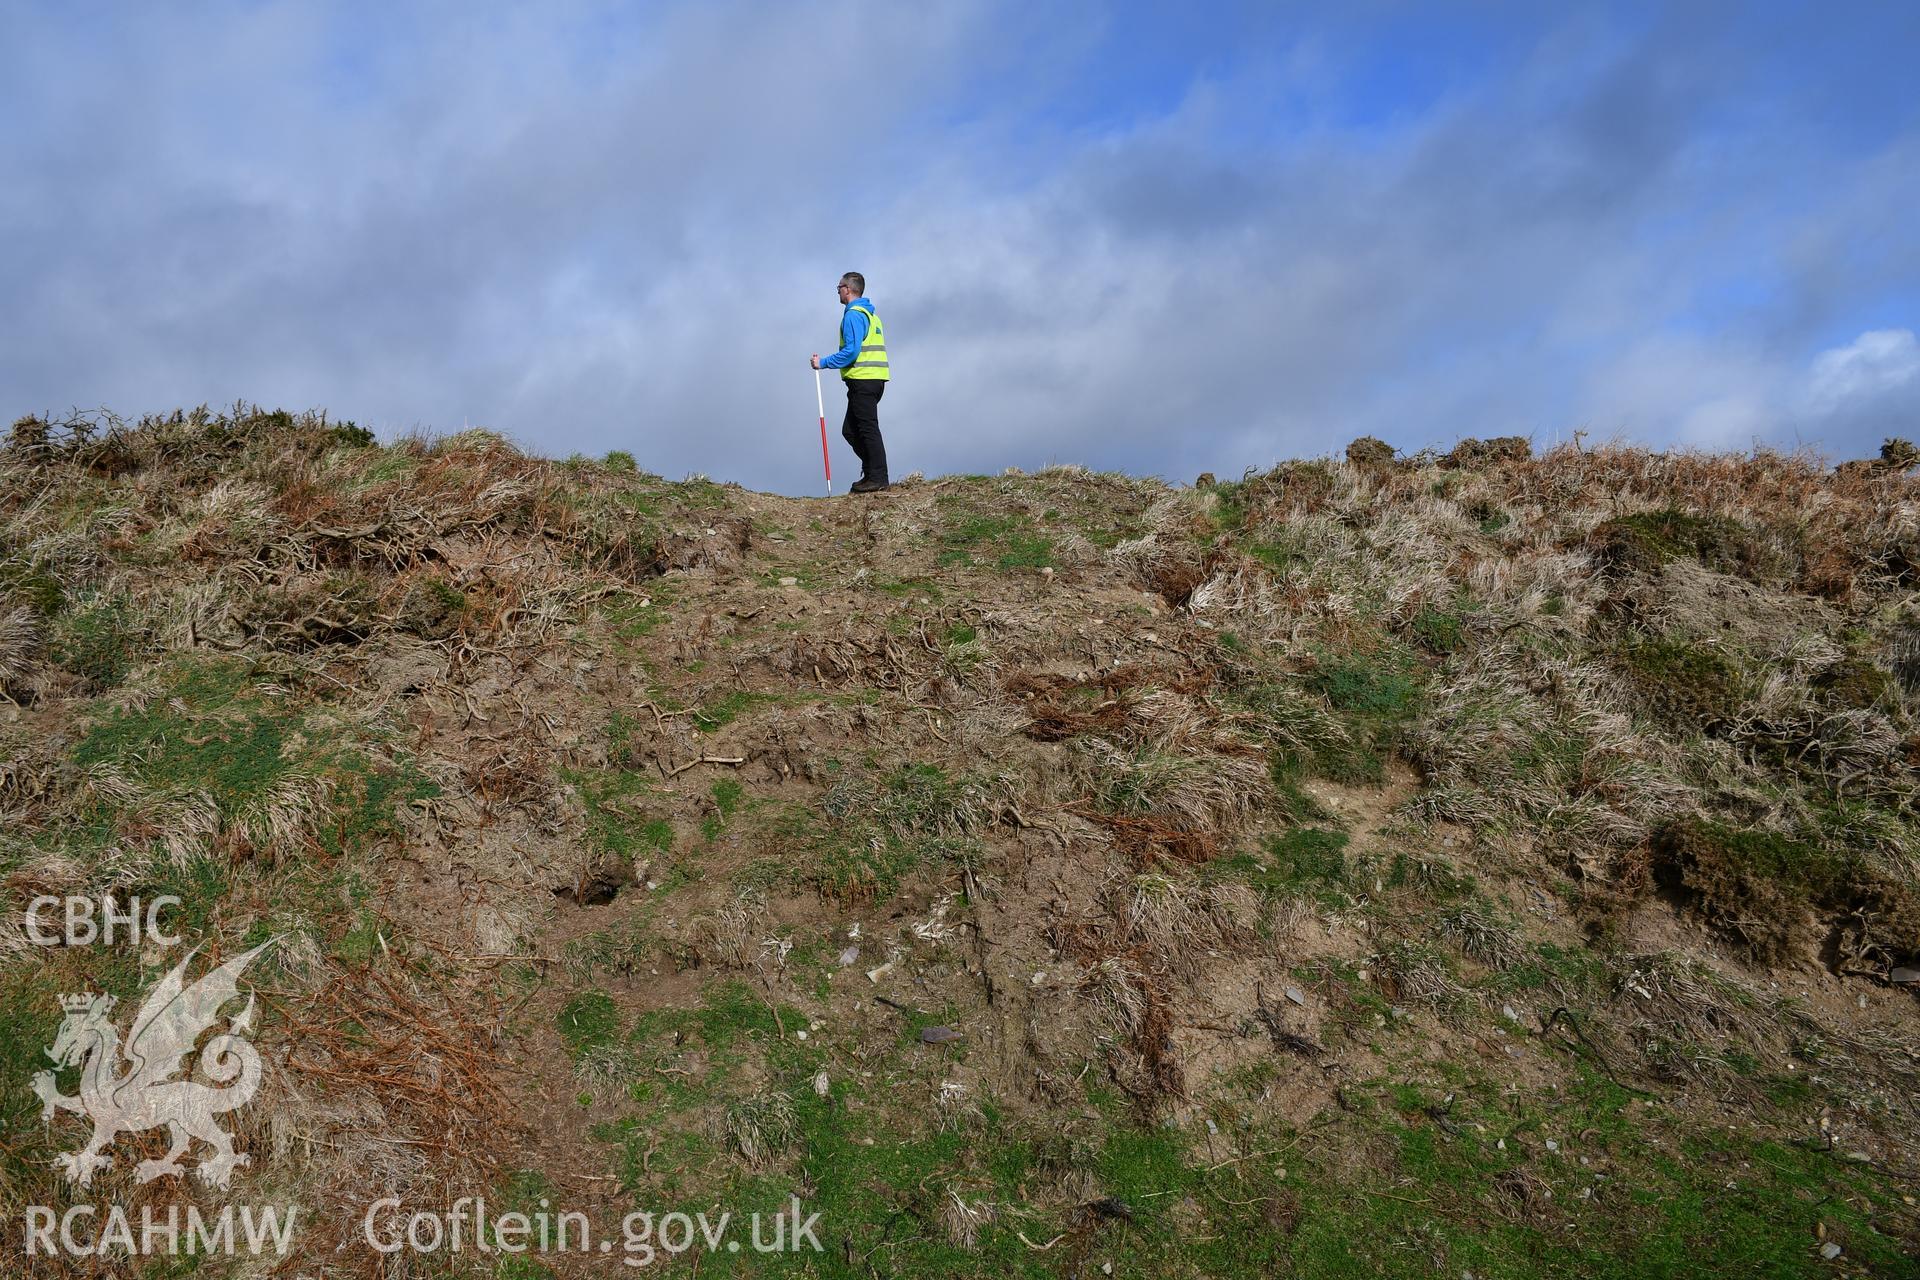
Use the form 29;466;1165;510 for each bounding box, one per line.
843;305;889;381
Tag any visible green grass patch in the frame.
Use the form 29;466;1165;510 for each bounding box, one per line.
1206;478;1253;536
872;574;944;600
564;766;675;861
1478;942;1607;997
603;584;673;645
700;777;748;843
130;852;231;943
558;989;622;1059
693;690;777;733
330;903;385;968
1265;826;1350;885
992;532;1054;570
1269;758;1336;824
764;762;983;901
1206;827;1352;908
0;561;65;615
1659;819;1854;900
350;449;419;489
1648;815;1918;962
1291;643;1427;785
937;508;1055;571
1307;649;1422;717
1280;1072;1918;1278
772;802;924;901
1246;530;1312;574
1408;603;1467;654
669;477;731;508
1589;506;1781;582
49;592;147;688
1620;636;1744;728
622;980;807;1099
1811;655;1897;711
1080;516;1149;549
0;967;68;1188
610;487;663;517
69;654;434;863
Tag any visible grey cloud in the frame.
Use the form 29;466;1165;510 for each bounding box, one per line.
1793;329;1920;457
1;3;1913;492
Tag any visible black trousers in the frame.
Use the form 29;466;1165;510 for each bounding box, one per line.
840;379;887;482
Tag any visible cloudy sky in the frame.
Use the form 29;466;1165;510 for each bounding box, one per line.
2;1;1916;493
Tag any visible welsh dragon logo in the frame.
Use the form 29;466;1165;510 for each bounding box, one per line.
31;941;274;1189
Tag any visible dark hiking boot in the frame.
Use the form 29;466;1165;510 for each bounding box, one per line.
850;477;890;493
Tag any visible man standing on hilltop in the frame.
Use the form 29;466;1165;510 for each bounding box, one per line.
811;272;890;493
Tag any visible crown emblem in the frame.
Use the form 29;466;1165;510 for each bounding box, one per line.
60;993;113;1015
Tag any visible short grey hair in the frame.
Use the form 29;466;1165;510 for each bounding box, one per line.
839;271;865;295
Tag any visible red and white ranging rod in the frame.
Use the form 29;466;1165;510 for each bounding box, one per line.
814;365;832;495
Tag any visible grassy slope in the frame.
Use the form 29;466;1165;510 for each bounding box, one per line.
1;408;1918;1278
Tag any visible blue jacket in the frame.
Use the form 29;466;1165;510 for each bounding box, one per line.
820;296;876;371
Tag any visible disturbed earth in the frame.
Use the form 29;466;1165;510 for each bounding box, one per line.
2;408;1920;1277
